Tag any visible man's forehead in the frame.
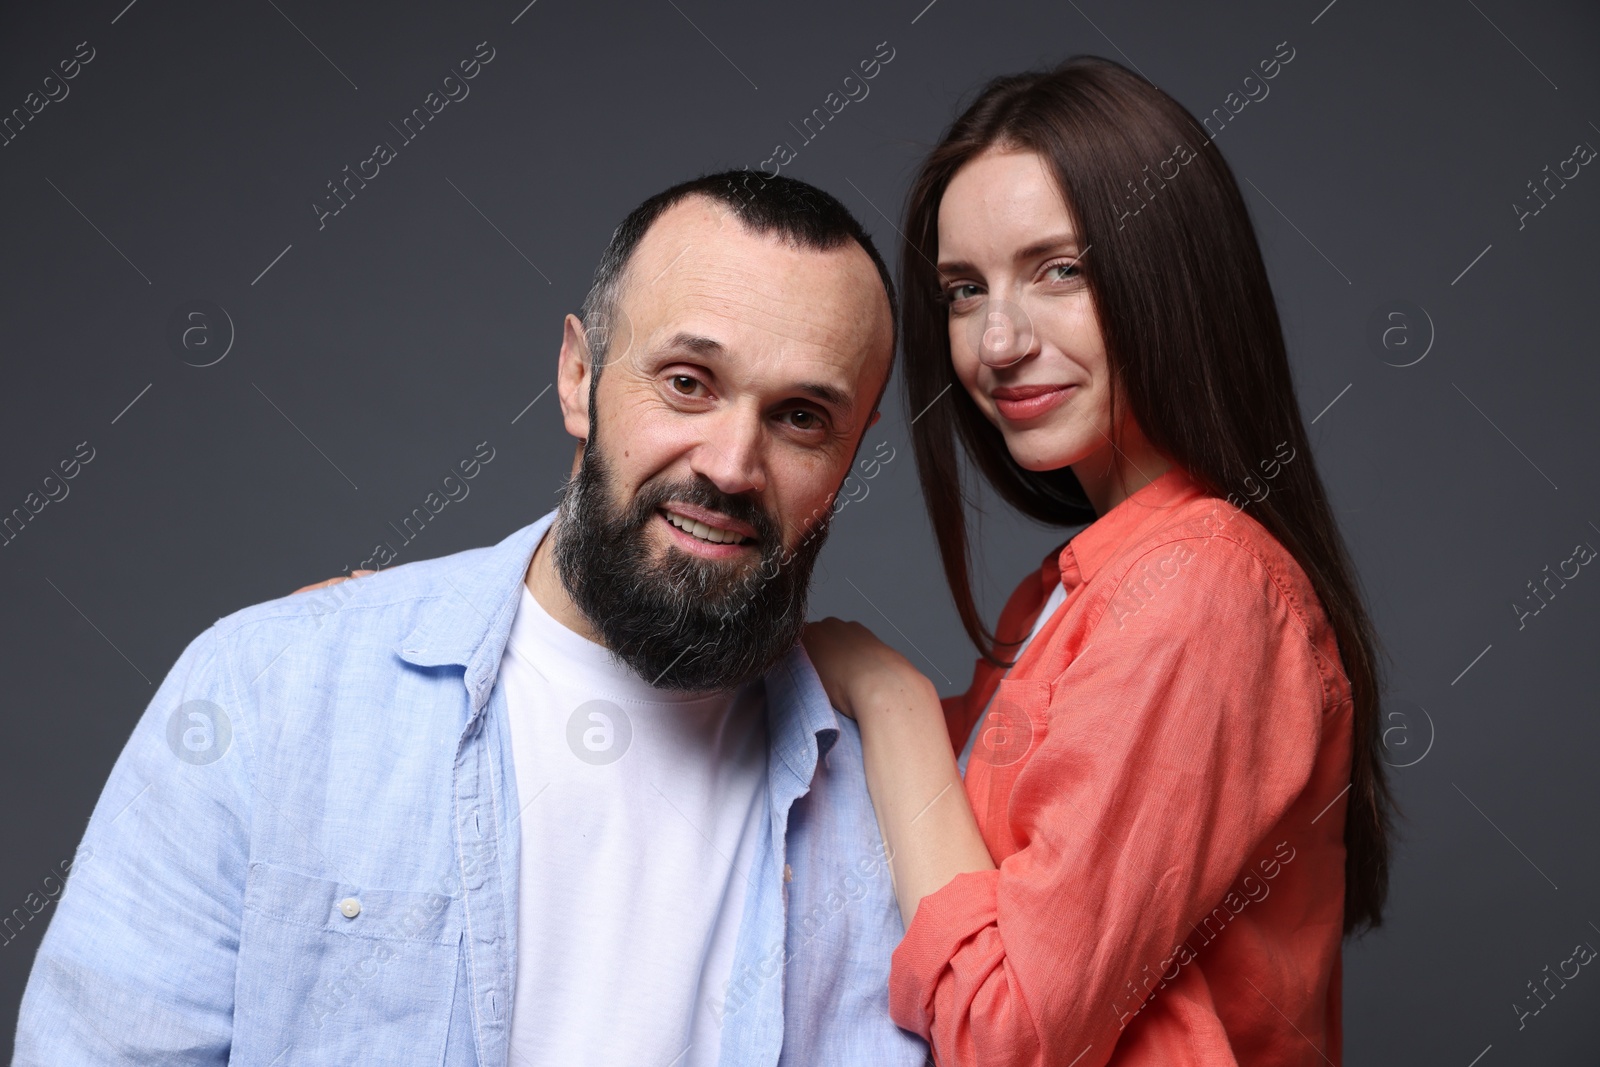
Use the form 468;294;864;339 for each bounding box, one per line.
620;196;892;386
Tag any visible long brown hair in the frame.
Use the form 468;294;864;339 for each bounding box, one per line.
900;56;1392;933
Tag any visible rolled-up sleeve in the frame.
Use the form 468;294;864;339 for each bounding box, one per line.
890;537;1328;1066
14;624;254;1065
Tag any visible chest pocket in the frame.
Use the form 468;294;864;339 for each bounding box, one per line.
233;861;463;1067
963;676;1052;861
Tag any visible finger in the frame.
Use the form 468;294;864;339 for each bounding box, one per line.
291;575;352;595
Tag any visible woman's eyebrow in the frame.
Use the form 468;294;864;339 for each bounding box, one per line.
935;258;976;277
1014;234;1082;260
937;234;1082;277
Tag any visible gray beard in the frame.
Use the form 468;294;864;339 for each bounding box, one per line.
552;435;831;692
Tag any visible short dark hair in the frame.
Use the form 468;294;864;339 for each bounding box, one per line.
579;170;898;397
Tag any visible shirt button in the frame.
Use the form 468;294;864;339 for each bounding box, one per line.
783;864;793;883
338;897;362;919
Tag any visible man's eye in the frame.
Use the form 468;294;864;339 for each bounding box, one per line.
669;375;701;395
787;410;823;431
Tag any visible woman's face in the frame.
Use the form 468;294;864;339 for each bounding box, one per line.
937;147;1123;479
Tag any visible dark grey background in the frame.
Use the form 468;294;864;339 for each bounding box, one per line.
2;0;1596;1062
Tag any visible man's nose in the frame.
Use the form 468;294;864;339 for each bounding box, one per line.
688;404;767;496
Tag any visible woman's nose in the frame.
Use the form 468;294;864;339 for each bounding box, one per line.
971;296;1037;369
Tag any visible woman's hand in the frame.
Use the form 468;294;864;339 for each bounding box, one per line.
291;570;374;594
806;617;995;929
802;617;925;721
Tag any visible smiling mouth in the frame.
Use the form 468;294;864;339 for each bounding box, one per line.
658;508;755;546
992;384;1077;420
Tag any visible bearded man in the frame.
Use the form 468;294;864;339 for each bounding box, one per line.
14;171;926;1067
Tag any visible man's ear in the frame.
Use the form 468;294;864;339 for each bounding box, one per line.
557;313;593;442
867;409;882;430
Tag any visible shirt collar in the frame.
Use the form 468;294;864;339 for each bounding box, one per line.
762;642;841;789
395;508;841;770
1054;466;1209;592
395;508;557;717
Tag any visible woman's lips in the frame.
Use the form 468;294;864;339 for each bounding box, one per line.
992;384;1077;421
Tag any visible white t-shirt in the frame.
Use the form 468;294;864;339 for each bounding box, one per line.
958;580;1068;773
499;580;768;1067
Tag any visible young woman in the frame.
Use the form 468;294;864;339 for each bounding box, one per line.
804;57;1393;1066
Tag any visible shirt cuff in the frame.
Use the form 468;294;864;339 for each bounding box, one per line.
888;868;1003;1036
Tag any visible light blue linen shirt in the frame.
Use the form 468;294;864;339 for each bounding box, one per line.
13;509;928;1067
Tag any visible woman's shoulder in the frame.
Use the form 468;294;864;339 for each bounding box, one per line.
1091;492;1334;654
1070;493;1350;717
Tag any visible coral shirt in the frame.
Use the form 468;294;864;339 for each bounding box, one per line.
891;466;1353;1066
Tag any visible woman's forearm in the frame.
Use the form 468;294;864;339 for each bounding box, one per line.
855;672;996;927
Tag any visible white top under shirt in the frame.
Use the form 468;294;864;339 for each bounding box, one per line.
499;579;768;1067
957;579;1068;773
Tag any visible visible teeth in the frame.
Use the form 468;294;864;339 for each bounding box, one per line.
665;510;746;545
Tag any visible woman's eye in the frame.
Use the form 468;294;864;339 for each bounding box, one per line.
1044;260;1081;282
943;283;983;310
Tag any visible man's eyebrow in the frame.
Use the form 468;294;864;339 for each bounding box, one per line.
937;232;1083;276
664;331;726;356
794;381;852;414
660;332;854;416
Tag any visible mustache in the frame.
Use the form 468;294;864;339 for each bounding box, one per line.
627;475;780;548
